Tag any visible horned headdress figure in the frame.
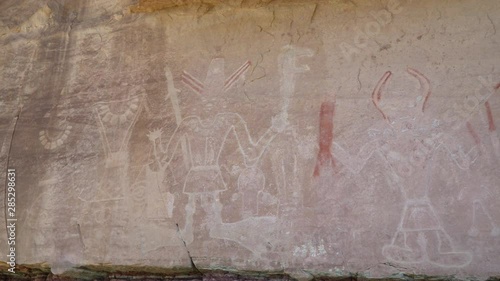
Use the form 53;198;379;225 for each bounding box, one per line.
372;68;432;125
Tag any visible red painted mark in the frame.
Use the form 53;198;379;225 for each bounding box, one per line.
372;71;392;121
407;68;431;113
224;60;251;92
181;71;205;95
314;101;335;177
422;92;432;112
485;101;496;132
466;122;481;145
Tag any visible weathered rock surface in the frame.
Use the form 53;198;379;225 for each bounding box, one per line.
1;0;499;279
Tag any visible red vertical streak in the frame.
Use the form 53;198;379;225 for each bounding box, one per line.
314;101;335;177
466;122;481;145
485;101;496;132
495;83;500;90
372;71;392;121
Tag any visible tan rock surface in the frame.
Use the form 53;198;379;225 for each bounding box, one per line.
0;0;499;279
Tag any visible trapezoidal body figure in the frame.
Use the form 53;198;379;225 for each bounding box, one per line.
148;57;287;255
333;68;477;268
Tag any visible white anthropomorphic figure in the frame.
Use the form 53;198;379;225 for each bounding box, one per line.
333;68;477;268
148;46;313;258
148;58;286;248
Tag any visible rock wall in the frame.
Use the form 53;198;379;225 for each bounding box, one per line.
0;0;499;279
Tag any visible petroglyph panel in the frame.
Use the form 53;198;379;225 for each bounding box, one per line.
0;0;499;279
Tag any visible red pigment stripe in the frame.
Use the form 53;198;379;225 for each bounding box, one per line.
407;68;431;113
182;71;204;89
181;72;204;94
314;101;335;177
372;71;392;121
225;60;251;86
224;61;251;90
466;122;481;145
181;76;203;94
485;101;496;132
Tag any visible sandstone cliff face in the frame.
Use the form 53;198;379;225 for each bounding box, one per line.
0;0;499;279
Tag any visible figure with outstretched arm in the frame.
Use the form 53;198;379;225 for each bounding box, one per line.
331;68;473;268
438;132;479;170
147;111;285;245
330;128;477;178
332;139;380;174
147;47;311;255
152;113;285;172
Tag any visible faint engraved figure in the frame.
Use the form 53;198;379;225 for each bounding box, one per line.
78;88;144;261
234;166;277;219
276;45;314;123
211;46;313;257
271;146;302;212
237;45;313;219
127;164;188;258
459;100;500;238
92;90;143;197
268;46;314;230
129;166;175;221
136;67;185;223
468;199;500;237
332;68;475;267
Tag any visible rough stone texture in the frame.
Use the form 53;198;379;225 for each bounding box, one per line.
0;0;499;280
